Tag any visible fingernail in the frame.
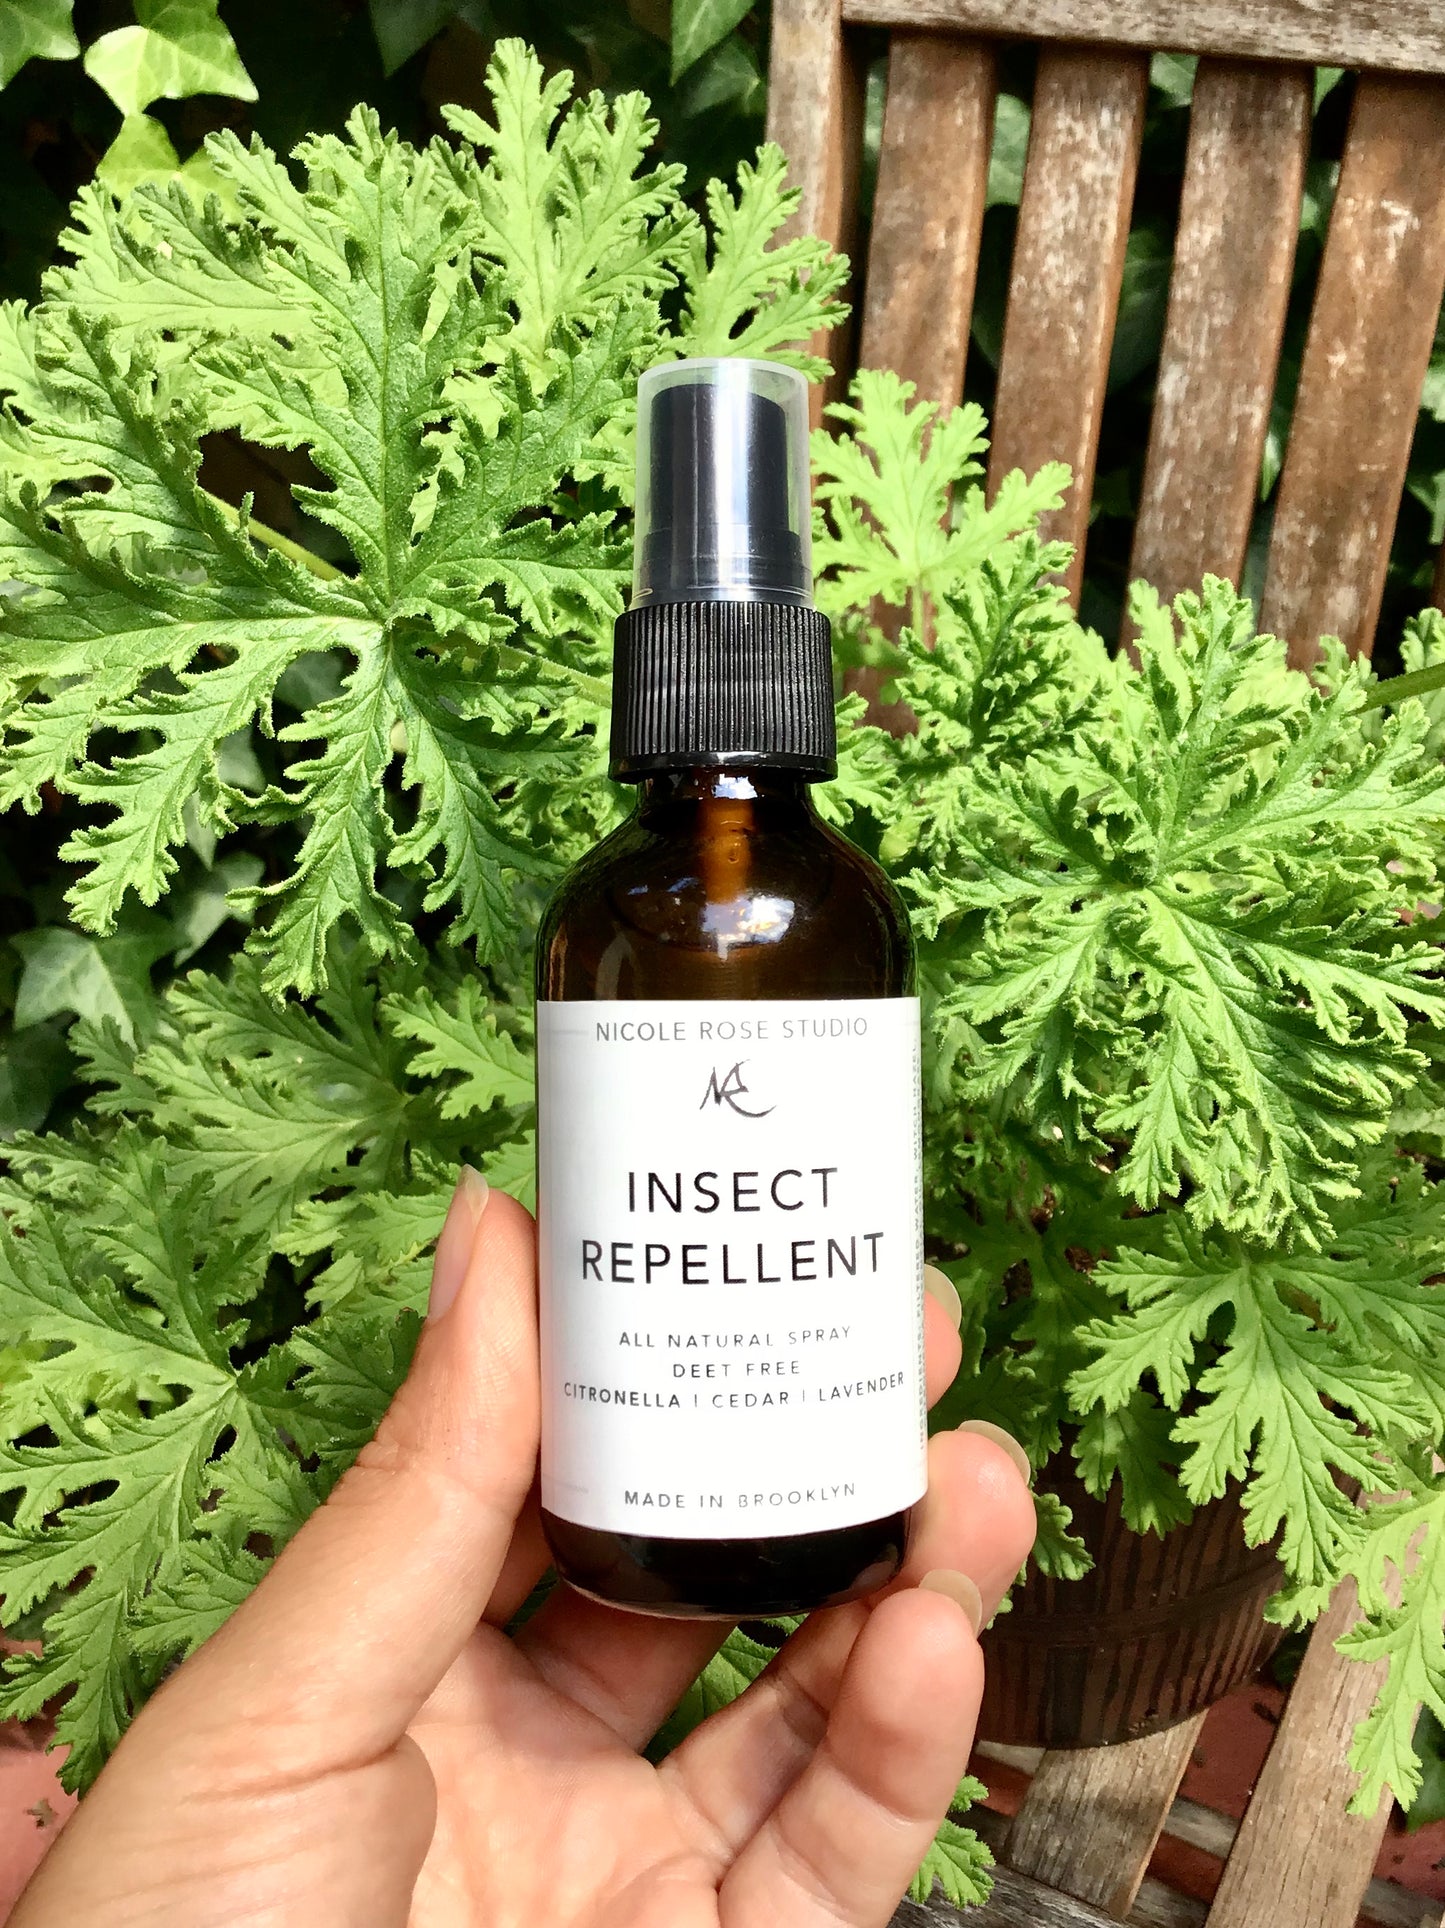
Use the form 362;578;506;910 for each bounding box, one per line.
428;1166;490;1322
957;1419;1033;1486
919;1569;984;1635
922;1264;963;1330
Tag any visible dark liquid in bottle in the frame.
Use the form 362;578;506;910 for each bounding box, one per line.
537;766;916;1617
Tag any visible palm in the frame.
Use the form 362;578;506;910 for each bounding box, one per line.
414;1629;721;1927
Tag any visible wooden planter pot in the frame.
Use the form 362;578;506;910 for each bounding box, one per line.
978;1461;1283;1748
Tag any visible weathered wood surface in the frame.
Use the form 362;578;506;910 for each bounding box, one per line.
891;1862;1206;1925
763;0;863;413
1261;73;1445;666
1206;1579;1397;1928
835;0;1445;77
858;32;996;407
1164;1794;1436;1928
1005;1717;1206;1918
986;47;1149;605
1128;59;1309;613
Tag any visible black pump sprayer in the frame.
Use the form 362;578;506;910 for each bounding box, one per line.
610;359;835;781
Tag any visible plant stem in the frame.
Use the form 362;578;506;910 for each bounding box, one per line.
206;492;344;582
1362;661;1445;710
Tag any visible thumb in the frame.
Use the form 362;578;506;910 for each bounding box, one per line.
151;1170;539;1773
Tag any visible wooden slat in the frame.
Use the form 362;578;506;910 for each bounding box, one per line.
987;47;1149;604
858;32;996;406
1158;1795;1438;1928
894;1866;1123;1925
1128;59;1310;610
1261;73;1445;666
766;0;854;250
892;1861;1206;1925
1004;1717;1206;1918
1206;1579;1397;1928
765;0;865;418
837;0;1445;78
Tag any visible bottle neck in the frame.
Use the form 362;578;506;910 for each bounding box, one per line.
635;767;812;824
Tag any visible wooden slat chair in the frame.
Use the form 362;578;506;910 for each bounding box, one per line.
768;0;1445;663
767;4;1445;1923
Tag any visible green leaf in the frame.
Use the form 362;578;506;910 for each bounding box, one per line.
442;44;691;381
1075;1394;1193;1537
483;1127;535;1210
84;0;256;119
676;35;764;119
909;1804;993;1909
70;950;423;1235
0;1021;73;1138
651;1626;775;1755
1150;53;1197;107
1072;1163;1445;1592
0;0;78;88
1404;1710;1445;1830
1;48;840;996
0;1137;312;1788
813;368;1069;637
386;977;533;1117
286;1182;451;1319
675;145;848;379
911;576;1445;1246
986;94;1030;208
166;851;262;964
368;0;453;76
95;113;184;197
670;0;753;83
1340;1477;1445;1813
11;920;168;1045
1108;225;1172;391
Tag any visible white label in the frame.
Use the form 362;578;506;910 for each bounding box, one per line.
537;997;926;1537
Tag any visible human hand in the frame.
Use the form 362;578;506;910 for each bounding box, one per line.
11;1172;1036;1928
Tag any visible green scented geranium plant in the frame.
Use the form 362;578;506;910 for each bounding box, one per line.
813;372;1445;1815
1;49;1444;1896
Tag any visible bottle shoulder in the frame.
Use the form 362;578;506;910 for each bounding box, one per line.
538;795;913;1001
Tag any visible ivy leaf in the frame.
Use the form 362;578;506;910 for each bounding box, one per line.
368;0;453;76
670;0;753;83
96;114;177;198
11;919;169;1045
0;0;78;88
0;1021;73;1138
167;850;262;964
95;112;226;200
83;0;256;119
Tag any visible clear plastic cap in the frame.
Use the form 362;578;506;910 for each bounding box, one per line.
631;358;813;608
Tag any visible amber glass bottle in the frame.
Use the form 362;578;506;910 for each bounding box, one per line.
535;360;925;1618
